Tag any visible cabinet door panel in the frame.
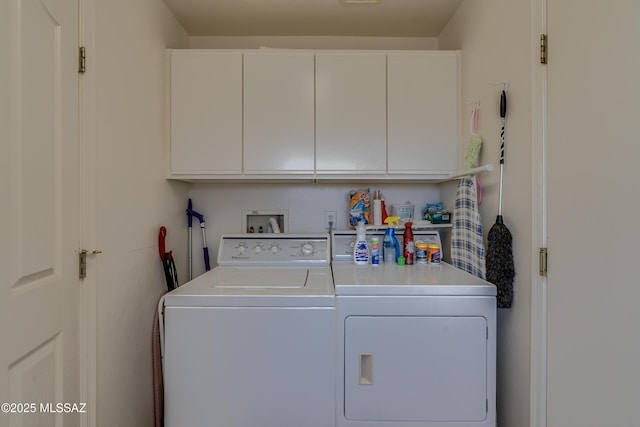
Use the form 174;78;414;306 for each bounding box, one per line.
171;52;242;174
316;53;387;173
344;315;487;422
244;53;315;173
387;53;458;174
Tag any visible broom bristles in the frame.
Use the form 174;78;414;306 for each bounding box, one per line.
486;221;515;308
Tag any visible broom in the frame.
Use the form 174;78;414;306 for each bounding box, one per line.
486;90;515;308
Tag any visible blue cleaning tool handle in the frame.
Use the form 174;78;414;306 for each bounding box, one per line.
189;210;205;224
186;199;205;225
203;247;211;271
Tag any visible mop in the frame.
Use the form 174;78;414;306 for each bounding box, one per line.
486;90;515;308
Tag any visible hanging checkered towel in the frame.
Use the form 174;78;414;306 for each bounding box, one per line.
451;177;486;279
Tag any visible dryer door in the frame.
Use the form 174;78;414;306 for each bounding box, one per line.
344;315;488;422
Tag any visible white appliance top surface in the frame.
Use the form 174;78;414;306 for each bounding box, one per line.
332;262;496;297
165;266;335;307
166;234;335;307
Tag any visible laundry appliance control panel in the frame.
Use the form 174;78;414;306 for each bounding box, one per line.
217;234;330;266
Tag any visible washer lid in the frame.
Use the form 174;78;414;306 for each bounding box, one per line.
212;268;308;288
332;263;496;297
164;266;335;307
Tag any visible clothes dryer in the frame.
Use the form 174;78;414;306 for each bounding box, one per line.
332;229;497;427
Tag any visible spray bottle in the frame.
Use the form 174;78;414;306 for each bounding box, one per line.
383;216;400;264
403;221;415;265
353;221;369;265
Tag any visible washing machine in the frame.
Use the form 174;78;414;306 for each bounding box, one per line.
163;234;335;427
332;229;497;427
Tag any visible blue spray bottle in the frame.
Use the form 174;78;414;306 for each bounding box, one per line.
383;216;400;263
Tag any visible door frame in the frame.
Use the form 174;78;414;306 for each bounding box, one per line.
529;0;547;426
79;0;97;425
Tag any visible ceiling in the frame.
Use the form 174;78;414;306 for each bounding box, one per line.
162;0;463;38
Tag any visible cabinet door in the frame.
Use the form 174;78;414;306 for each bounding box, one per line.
316;53;387;174
387;52;458;174
344;316;487;422
170;51;242;175
244;52;315;174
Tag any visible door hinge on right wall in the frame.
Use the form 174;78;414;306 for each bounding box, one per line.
79;46;86;74
540;34;547;64
539;247;548;277
79;249;87;279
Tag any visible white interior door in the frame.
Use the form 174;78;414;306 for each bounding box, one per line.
546;1;640;425
0;0;82;426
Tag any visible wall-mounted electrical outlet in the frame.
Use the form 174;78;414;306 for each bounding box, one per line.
324;211;337;230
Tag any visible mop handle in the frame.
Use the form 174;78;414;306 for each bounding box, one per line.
187;207;211;272
203;247;210;271
498;90;507;216
199;222;211;272
187;199;193;280
499;90;506;165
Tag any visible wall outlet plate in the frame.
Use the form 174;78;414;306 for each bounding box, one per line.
324;211;337;230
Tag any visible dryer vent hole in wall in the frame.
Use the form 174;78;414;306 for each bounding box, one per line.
242;211;288;233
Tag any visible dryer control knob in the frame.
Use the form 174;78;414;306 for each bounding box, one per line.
301;243;314;256
254;245;263;253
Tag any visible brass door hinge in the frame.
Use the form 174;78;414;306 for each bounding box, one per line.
540;34;547;64
79;249;87;279
539;247;548;277
79;249;102;279
79;46;86;74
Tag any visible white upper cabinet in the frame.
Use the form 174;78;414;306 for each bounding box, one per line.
168;49;459;180
387;52;459;175
243;52;315;175
170;51;242;175
315;53;387;174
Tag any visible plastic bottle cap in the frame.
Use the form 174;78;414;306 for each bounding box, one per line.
397;257;406;266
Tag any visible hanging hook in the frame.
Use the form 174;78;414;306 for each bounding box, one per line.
490;80;510;94
467;101;480;136
464;100;480;108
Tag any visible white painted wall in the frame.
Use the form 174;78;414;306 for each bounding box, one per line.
93;0;189;425
439;2;533;426
187;183;442;274
190;35;439;50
